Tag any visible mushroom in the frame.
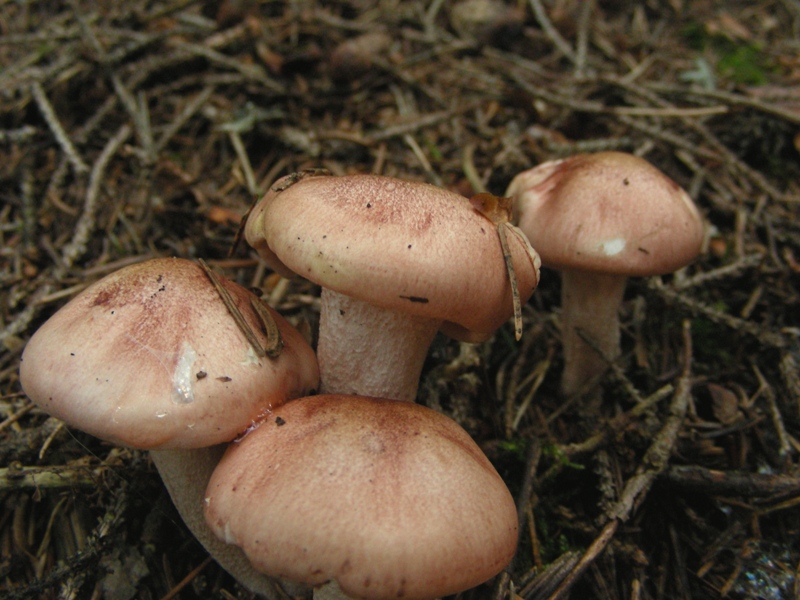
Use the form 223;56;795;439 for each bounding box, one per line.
19;257;319;598
204;394;519;600
505;152;704;396
245;172;541;401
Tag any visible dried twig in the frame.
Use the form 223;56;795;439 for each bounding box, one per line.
197;259;283;359
30;81;89;174
545;321;694;599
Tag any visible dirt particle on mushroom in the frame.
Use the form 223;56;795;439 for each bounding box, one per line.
398;295;429;304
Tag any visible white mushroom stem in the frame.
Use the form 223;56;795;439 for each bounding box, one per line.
150;448;305;599
559;269;627;397
317;288;441;403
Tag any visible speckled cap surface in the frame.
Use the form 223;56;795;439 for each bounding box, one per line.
204;394;518;599
245;173;540;340
506;152;704;276
20;258;319;449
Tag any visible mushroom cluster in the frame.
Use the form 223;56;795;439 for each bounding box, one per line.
19;173;540;600
221;172;539;598
20;157;700;598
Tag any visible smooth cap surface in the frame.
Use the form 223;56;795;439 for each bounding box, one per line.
20;258;319;449
506;152;704;275
204;394;518;600
245;173;540;340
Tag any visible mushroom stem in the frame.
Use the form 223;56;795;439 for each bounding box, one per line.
559;269;627;397
317;288;441;402
151;448;305;599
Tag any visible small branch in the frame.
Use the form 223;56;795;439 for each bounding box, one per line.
647;277;787;348
662;465;800;498
228;130;261;196
546;321;694;600
59;124;132;271
0;464;101;490
30;81;89;174
154;85;215;154
198;259;271;359
545;520;618;600
528;0;577;64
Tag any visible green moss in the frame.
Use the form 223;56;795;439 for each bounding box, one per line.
680;23;774;86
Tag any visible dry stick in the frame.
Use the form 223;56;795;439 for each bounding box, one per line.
518;551;583;599
197;259;282;359
514;439;541;564
545;520;619;600
753;362;793;462
503;71;728;162
368;102;482;142
500;223;525;341
672;254;764;290
462;143;487;194
502;332;539;437
573;326;653;406
512;350;553;432
0;122;130;343
5;481;127;600
663;465;800;498
0;402;36;433
528;0;577;64
491;438;543;599
250;297;284;359
574;0;592;77
647;277;787;348
228;130;261;196
159;556;214;600
1;123;135;340
154;85;215;154
0;125;37;143
780;350;800;417
70;1;154;161
537;384;673;487
0;465;101;491
492;437;542;598
29;81;89;174
619;106;797;202
546;320;694;600
469;193;527;341
391;85;445;187
19;159;36;250
646;82;800;126
173;42;285;92
59;124;132;270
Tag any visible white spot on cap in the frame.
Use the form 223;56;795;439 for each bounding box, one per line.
222;521;237;545
600;238;626;256
172;343;198;404
241;345;260;366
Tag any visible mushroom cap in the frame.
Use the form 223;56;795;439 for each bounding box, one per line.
19;258;319;449
505;152;704;276
204;394;518;600
245;173;540;341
